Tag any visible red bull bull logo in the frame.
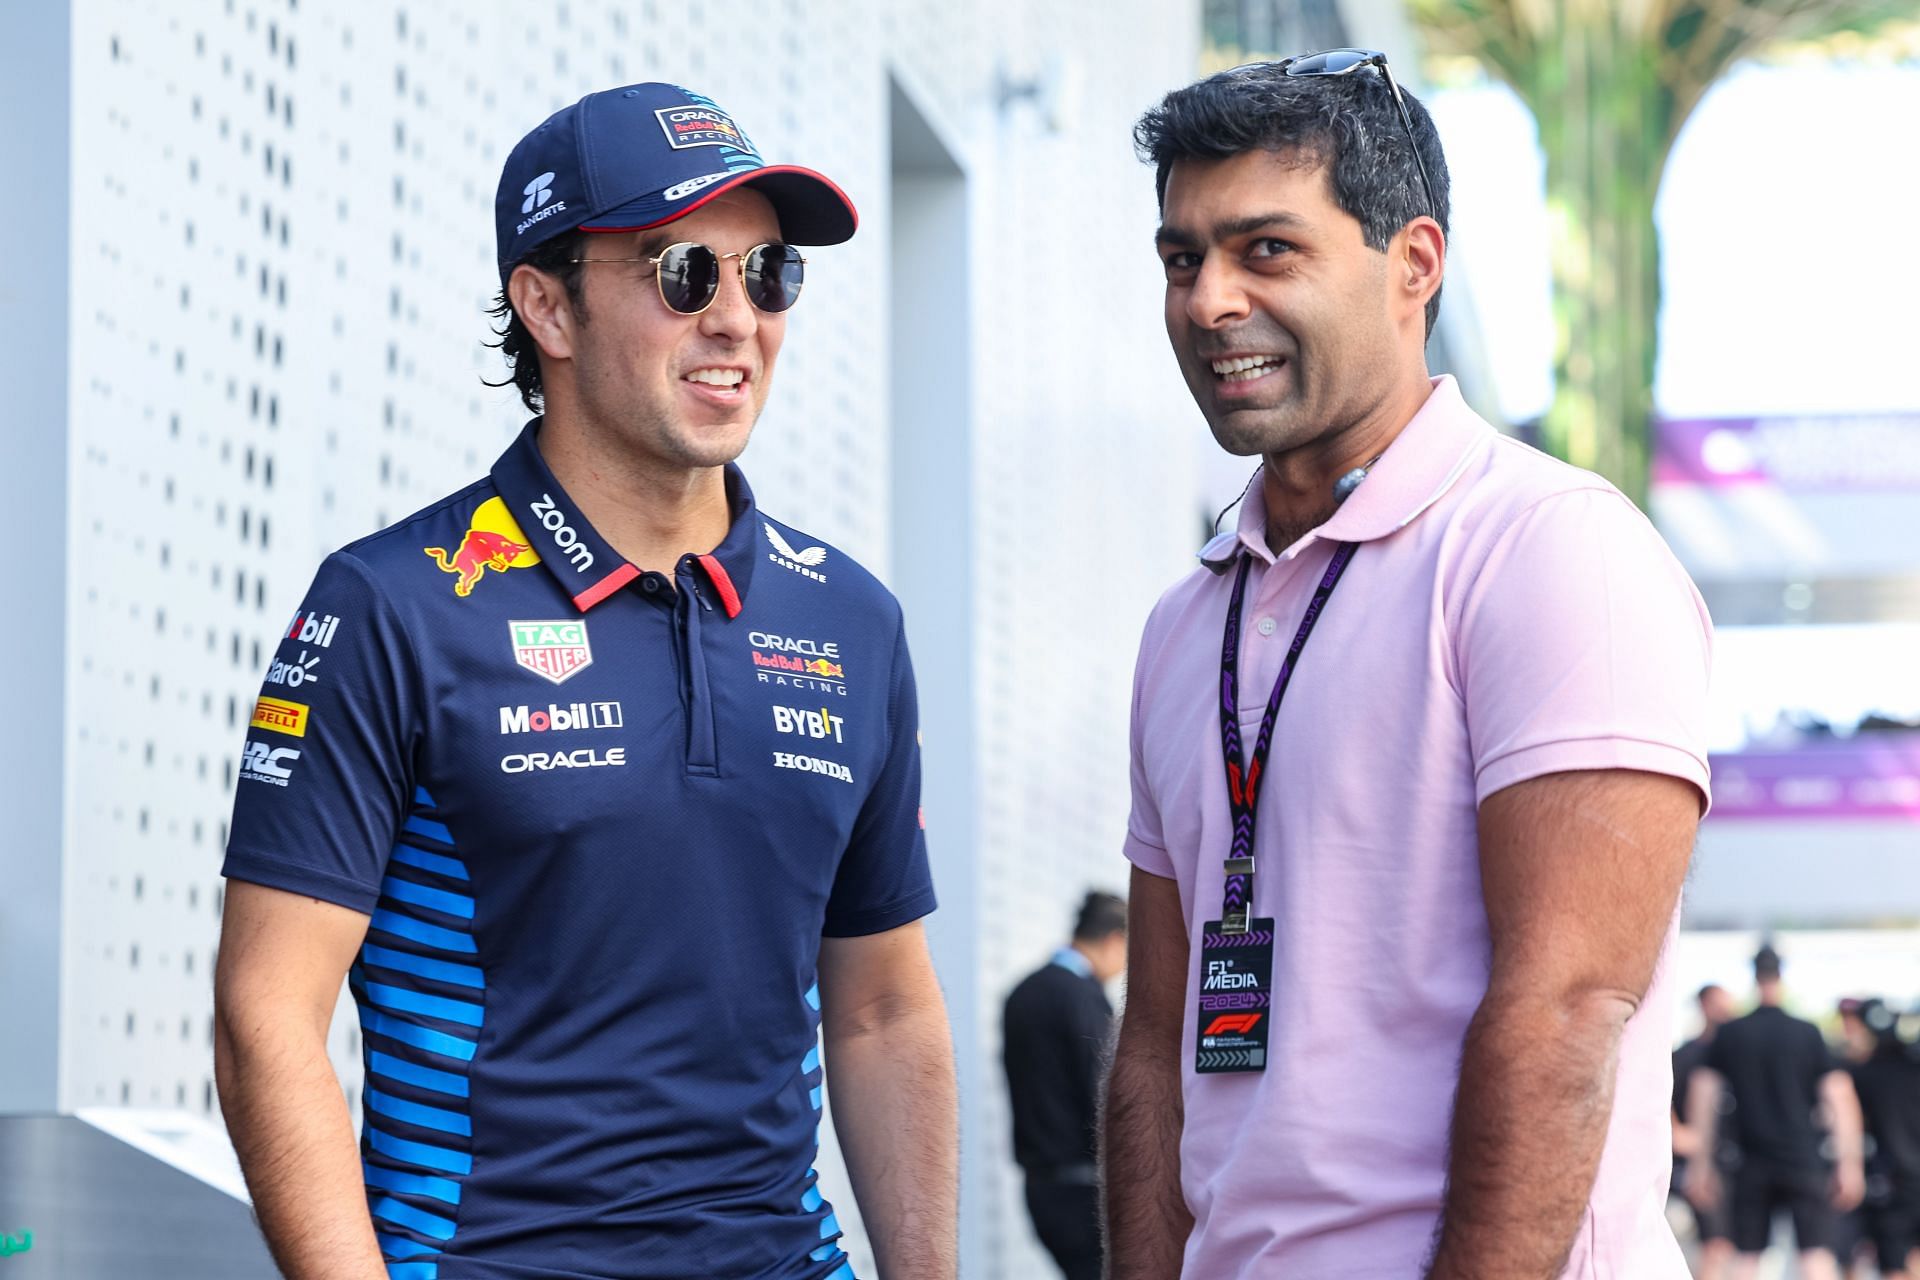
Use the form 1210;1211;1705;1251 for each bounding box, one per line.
424;498;541;597
803;658;844;679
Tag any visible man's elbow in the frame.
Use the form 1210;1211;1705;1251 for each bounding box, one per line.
826;985;951;1044
1480;976;1645;1041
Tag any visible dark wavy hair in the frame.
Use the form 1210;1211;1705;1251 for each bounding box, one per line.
1073;891;1128;942
484;233;590;413
1134;62;1451;338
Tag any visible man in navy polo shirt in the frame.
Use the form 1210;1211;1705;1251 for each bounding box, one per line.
213;84;958;1280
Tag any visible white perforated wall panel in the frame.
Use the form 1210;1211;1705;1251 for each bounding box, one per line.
64;2;1203;1275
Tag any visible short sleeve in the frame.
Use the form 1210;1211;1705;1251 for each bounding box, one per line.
221;551;422;913
1122;605;1177;877
1457;488;1713;811
823;613;937;937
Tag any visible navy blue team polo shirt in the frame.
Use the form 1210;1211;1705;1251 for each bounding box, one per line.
223;422;936;1280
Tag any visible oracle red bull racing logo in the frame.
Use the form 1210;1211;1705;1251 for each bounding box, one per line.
424;498;540;597
655;105;749;150
748;631;846;695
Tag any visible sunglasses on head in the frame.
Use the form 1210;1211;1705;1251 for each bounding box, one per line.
1227;48;1438;222
569;240;807;315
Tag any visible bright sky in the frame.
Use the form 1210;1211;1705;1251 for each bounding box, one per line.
1428;60;1920;425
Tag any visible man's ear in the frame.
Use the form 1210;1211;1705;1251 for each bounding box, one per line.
507;263;579;362
1398;217;1445;328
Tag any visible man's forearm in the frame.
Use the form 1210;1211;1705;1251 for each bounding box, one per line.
1425;990;1633;1280
823;1004;958;1279
1101;1017;1192;1279
215;1020;386;1280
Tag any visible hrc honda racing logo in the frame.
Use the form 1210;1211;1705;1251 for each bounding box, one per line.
240;740;300;787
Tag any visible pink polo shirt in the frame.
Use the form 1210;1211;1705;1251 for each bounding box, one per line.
1124;376;1712;1279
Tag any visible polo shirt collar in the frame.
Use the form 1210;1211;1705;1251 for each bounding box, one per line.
489;420;759;614
1198;375;1489;571
1051;947;1094;979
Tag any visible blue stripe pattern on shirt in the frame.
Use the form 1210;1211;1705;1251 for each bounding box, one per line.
363;788;482;1271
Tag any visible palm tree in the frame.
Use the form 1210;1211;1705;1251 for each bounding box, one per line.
1405;2;1917;503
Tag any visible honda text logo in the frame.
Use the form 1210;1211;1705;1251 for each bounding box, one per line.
522;172;556;214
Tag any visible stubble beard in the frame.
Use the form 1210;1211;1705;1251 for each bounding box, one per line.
576;356;760;477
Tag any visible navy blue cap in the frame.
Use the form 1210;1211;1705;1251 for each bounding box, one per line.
495;83;858;278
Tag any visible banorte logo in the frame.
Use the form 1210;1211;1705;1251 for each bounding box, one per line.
424;497;541;598
515;171;568;235
521;172;556;214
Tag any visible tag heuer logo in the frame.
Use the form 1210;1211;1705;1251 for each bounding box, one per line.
510;619;593;685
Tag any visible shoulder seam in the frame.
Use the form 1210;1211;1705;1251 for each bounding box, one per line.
341;475;496;555
326;549;429;760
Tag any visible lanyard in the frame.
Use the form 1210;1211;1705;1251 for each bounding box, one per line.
1217;541;1358;933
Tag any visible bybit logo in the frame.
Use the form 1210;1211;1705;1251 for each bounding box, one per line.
522;172;556;214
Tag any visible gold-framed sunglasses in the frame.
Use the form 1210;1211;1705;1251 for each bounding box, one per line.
569;241;807;315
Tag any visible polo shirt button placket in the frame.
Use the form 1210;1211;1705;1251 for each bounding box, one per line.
674;557;721;777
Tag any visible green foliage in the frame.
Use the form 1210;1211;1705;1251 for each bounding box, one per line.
1407;0;1911;503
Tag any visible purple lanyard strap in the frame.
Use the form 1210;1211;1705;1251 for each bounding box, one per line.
1217;541;1359;932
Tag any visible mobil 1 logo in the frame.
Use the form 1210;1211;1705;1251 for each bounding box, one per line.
1194;916;1274;1074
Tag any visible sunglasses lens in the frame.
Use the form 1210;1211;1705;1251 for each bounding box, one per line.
744;244;805;314
1287;49;1378;75
658;243;720;313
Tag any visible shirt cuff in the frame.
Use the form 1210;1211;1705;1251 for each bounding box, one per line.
822;885;939;938
1475;737;1712;816
1122;825;1176;878
221;848;382;915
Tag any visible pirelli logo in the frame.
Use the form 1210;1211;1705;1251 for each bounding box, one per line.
249;696;310;738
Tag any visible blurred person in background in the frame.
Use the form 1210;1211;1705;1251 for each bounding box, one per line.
1104;49;1711;1280
1687;945;1864;1280
1843;999;1920;1280
1832;998;1875;1278
1001;890;1128;1280
212;83;958;1280
1675;983;1738;1279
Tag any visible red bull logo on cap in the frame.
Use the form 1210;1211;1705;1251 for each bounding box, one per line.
424;497;540;598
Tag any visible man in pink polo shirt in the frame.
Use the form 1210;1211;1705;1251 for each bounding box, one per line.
1103;53;1713;1279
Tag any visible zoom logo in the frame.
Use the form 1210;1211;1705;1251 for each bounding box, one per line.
522;172;556;214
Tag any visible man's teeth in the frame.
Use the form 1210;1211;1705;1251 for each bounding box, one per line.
1211;355;1283;382
685;368;745;387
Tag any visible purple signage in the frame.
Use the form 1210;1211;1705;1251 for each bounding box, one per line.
1655;414;1920;491
1710;737;1920;822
